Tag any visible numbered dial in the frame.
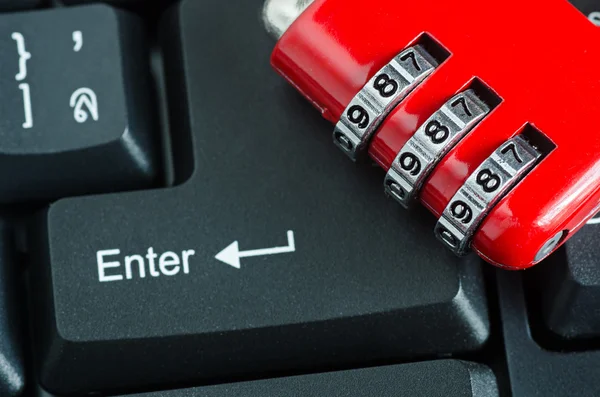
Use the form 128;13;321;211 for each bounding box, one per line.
435;135;541;255
333;45;438;160
384;89;490;207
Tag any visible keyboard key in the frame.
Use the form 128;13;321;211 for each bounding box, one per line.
528;222;600;340
0;5;161;203
498;270;600;397
26;0;491;394
0;223;25;396
107;360;499;397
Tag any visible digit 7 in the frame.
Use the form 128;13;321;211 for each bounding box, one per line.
399;50;421;71
500;143;523;163
450;96;472;117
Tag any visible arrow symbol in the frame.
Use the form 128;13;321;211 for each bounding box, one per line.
215;230;296;269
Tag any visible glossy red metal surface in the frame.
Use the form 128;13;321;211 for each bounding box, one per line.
271;0;600;269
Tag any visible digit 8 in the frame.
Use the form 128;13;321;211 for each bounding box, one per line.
476;169;501;193
424;120;450;144
373;74;398;98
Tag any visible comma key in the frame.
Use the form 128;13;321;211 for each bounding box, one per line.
0;5;161;202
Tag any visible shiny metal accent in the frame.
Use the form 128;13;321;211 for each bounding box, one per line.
534;230;566;262
334;133;354;152
384;89;490;207
263;0;314;39
435;135;542;255
333;45;437;161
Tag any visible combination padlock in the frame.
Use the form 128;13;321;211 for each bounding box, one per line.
263;0;600;270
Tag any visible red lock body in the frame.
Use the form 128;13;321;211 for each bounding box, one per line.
270;0;600;269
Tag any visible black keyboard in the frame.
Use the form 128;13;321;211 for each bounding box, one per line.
0;1;599;396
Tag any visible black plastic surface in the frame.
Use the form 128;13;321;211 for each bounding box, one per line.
1;0;600;397
0;0;44;11
112;361;498;397
0;5;160;202
528;224;600;341
25;0;493;394
0;222;25;397
498;269;600;397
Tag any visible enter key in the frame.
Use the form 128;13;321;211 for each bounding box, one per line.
27;0;491;395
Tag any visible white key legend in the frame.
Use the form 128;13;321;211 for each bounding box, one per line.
72;30;83;52
18;83;33;129
11;32;30;81
215;230;296;269
70;87;99;123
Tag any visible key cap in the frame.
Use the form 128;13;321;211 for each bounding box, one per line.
498;270;600;397
0;5;161;203
26;0;490;394
0;222;25;397
84;360;499;397
528;221;600;340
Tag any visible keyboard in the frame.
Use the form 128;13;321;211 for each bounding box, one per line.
0;0;598;396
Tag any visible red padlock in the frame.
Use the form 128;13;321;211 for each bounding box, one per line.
264;0;600;270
